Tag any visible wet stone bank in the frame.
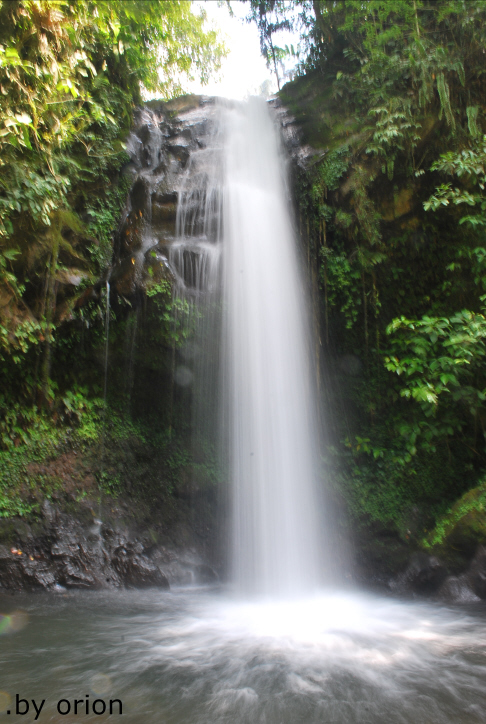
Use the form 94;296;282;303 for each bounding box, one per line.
0;500;217;593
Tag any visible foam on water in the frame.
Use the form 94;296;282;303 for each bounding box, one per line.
2;589;485;723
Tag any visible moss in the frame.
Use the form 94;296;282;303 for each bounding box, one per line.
145;94;203;118
423;482;486;561
0;396;221;523
280;74;344;150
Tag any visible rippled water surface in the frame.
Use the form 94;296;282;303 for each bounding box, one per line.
0;588;485;723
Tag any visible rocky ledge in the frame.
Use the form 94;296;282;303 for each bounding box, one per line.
0;500;218;593
388;547;486;604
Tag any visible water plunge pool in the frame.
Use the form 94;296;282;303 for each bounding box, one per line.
1;587;485;723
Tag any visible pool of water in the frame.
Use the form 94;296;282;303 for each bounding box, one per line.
0;587;485;723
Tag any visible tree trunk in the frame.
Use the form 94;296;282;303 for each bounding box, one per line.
41;213;62;403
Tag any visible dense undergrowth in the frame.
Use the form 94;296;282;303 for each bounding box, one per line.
0;398;216;519
249;0;486;556
0;0;224;518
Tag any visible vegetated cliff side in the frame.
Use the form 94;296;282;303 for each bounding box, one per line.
281;59;486;598
0;95;223;592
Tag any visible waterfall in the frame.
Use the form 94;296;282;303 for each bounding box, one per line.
169;98;323;596
223;98;322;595
169;111;222;451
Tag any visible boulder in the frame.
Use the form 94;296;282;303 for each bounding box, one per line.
390;552;447;595
111;544;169;589
437;575;480;603
465;545;486;599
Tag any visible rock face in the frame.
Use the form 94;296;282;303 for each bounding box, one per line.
384;482;486;602
389;553;447;596
385;545;486;603
436;545;486;603
111;95;220;298
110;94;309;301
0;501;218;593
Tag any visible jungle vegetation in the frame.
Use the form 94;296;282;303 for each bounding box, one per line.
0;0;224;516
2;0;486;563
245;0;486;553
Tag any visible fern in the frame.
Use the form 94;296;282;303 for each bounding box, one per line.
437;72;455;130
467;106;480;138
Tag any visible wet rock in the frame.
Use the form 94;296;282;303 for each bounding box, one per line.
122;161;139;178
0;546;56;591
101;525;115;539
19;559;57;590
152;199;177;223
111;545;169;589
183;120;208;139
152;161;168;176
438;575;480;603
422;482;486;569
136;123;153;144
465;545;486;599
380;185;415;221
56;268;88;286
0;546;24;591
391;553;447;595
110;95;220;304
59;560;99;589
51;542;74;558
0;505;195;592
130;178;151;217
150;546;218;586
167;142;191;166
126;134;143;164
158;121;171;137
194;563;218;584
153;191;178;205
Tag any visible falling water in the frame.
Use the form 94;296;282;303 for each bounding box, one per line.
167;99;323;595
223;98;322;595
168;106;222;450
169;99;320;594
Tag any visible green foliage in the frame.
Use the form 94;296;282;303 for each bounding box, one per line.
242;0;294;89
423;478;486;549
312;147;350;197
0;0;225;424
146;277;199;346
386;311;486;410
425;135;486;227
0;318;42;362
322;248;361;329
423;489;486;548
0;0;224;245
275;1;486;538
85;173;132;273
385;311;486;454
0;412;69;517
366;99;422;179
0;395;213;517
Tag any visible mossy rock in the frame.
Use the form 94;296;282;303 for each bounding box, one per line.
280;73;346;150
424;482;486;569
145;94;203;118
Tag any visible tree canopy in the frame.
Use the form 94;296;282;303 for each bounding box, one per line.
0;0;224;238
